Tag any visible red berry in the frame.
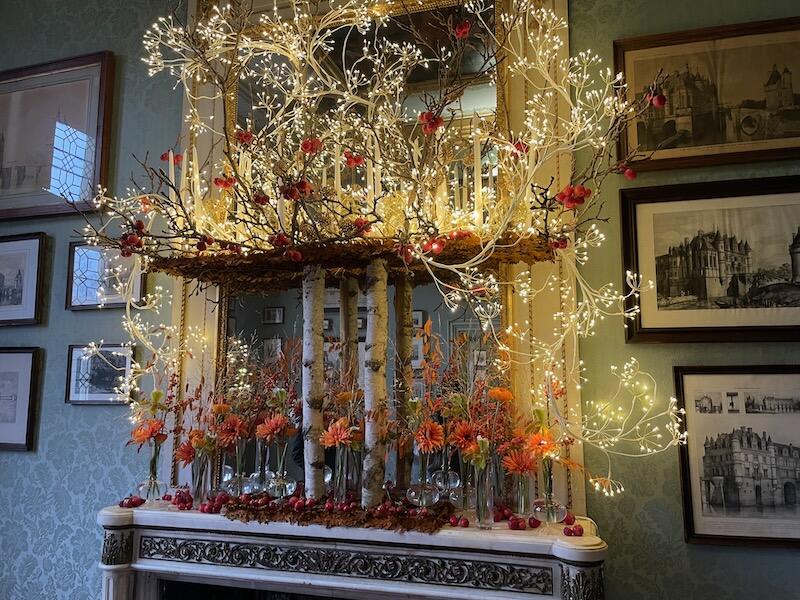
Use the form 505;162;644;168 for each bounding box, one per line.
572;524;584;536
135;219;145;232
623;167;637;180
449;515;459;527
517;519;527;530
528;517;541;529
196;241;207;251
563;512;575;525
507;518;518;530
419;507;429;517
324;500;334;512
458;517;469;528
294;499;306;512
563;526;574;536
502;507;512;519
408;509;418;517
493;512;503;523
306;498;317;509
348;501;358;512
652;93;667;108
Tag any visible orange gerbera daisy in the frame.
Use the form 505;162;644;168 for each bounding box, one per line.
320;417;353;448
216;414;247;449
130;418;165;446
175;439;196;466
210;402;231;415
502;449;538;475
449;420;477;452
415;420;445;454
188;428;205;448
488;387;514;404
256;414;290;443
528;428;557;458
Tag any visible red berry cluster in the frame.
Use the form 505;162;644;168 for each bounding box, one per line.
556;184;592;210
343;149;365;168
281;180;313;200
199;491;231;514
171;488;194;510
236;130;255;145
253;192;270;206
448;514;470;527
213;175;236;189
421;237;447;255
218;240;242;253
196;234;215;251
370;499;411;518
418;111;444;135
269;232;291;247
549;237;569;250
447;229;473;241
160;151;183;165
454;21;471;40
395;243;415;265
300;137;323;154
512;140;529;155
119;220;146;257
118;495;145;508
284;249;303;262
352;217;372;236
561;512;583;536
646;90;667;109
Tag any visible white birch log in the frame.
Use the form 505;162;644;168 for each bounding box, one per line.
393;275;414;489
339;277;359;386
302;265;326;499
361;259;388;507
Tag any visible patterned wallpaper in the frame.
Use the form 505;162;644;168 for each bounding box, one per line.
0;2;182;599
571;0;800;598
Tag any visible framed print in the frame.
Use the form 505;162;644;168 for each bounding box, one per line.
622;176;800;342
411;337;425;369
262;306;285;324
67;242;144;310
412;310;426;329
0;52;114;218
322;318;332;332
676;365;800;547
0;347;40;450
615;18;800;171
357;316;366;330
0;233;45;326
66;344;132;405
263;337;283;363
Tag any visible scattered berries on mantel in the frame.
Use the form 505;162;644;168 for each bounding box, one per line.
562;512;575;526
563;523;584;537
528;516;541;529
171;488;194;511
118;495;145;508
508;515;527;530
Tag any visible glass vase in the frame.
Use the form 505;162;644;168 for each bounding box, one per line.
249;439;275;493
514;474;533;516
334;445;350;504
455;453;475;509
267;441;296;499
474;460;495;529
224;438;249;497
431;445;460;493
406;447;440;507
137;439;168;502
533;457;567;523
191;453;211;508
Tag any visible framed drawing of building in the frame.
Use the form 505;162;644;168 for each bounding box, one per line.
676;365;800;547
67;242;145;310
0;347;40;451
615;18;800;171
0;52;114;218
65;344;132;405
0;233;46;326
621;176;800;342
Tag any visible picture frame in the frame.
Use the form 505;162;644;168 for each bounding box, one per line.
0;233;46;326
675;365;800;547
66;242;145;310
412;310;426;329
262;337;283;363
615;17;800;171
0;347;40;451
357;316;366;330
322;318;332;332
411;337;425;369
262;306;285;324
0;52;114;219
65;344;132;405
621;176;800;343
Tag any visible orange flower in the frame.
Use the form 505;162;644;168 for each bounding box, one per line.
334;391;353;405
449;420;476;452
320;417;353;448
256;414;290;443
415;420;445;454
211;403;231;415
502;449;538;475
528;428;557;458
188;428;205;448
216;414;247;449
488;387;514;404
175;439;196;466
130;418;164;445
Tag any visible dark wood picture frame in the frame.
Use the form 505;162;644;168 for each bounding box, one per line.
621;175;800;343
0;51;114;219
0;347;41;451
66;241;146;310
65;343;132;405
675;364;800;548
614;17;800;171
0;232;46;327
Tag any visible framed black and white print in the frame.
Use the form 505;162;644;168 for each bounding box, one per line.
412;310;426;329
676;365;800;547
615;18;800;171
322;318;332;332
0;233;45;326
622;176;800;342
67;242;144;310
66;344;131;405
262;306;285;324
0;52;114;218
0;347;40;450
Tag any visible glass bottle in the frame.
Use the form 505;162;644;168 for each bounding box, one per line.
474;459;495;529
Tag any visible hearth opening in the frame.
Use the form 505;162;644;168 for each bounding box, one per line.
159;579;335;600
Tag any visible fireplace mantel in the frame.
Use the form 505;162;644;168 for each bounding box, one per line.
98;505;606;600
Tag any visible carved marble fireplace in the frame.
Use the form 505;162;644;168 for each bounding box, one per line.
98;506;606;600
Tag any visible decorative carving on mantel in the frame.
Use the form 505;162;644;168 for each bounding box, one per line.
139;535;554;595
560;564;604;600
101;529;134;566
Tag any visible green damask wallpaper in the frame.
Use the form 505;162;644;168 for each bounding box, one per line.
0;2;183;599
571;0;800;598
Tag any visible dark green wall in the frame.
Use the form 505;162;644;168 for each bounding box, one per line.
571;0;800;598
0;2;183;598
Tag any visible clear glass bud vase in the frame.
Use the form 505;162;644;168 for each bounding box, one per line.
249;439;275;493
474;460;495;529
334;445;350;504
137;439;167;501
191;453;210;508
267;441;296;499
224;438;249;497
514;474;533;517
406;446;440;507
533;457;567;523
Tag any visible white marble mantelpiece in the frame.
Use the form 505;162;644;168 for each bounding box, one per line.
98;505;606;600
